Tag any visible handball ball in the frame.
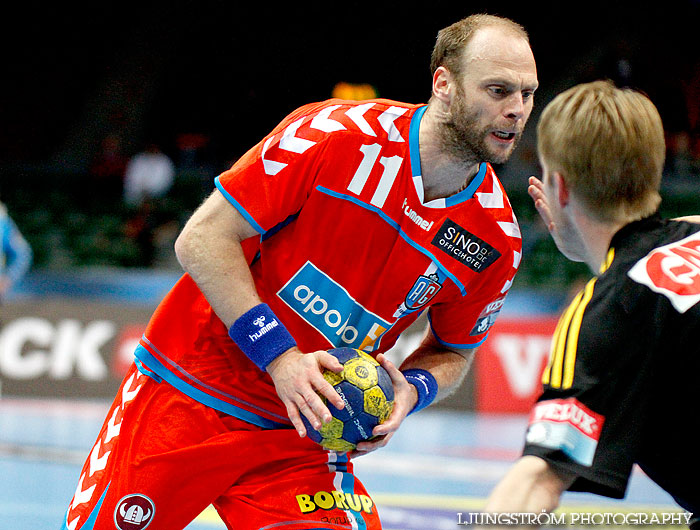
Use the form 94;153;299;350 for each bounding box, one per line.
302;348;395;452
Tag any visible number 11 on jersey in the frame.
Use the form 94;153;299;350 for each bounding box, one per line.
347;144;403;209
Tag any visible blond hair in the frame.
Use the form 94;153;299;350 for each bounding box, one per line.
430;14;529;77
537;80;665;222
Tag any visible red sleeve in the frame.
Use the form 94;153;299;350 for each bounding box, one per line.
428;248;519;349
215;102;331;233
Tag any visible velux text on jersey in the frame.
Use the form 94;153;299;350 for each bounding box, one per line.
431;219;501;272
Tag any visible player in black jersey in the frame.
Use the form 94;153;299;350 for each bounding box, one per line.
482;80;700;527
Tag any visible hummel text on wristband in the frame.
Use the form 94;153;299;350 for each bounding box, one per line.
228;303;297;371
402;368;438;415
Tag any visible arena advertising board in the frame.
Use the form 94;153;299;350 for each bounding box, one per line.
0;298;558;412
0;299;150;398
474;317;559;413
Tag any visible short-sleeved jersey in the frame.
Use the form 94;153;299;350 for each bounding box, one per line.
136;98;522;429
523;215;700;514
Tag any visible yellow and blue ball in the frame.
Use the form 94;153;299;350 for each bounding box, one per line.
302;348;394;452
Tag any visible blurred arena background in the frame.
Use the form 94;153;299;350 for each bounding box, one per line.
1;1;698;528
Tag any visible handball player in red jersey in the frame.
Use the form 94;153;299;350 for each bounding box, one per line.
63;13;538;530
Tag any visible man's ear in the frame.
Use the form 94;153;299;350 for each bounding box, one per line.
432;66;453;105
553;171;570;208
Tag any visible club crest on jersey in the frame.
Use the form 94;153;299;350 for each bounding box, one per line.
405;273;442;309
114;494;155;530
394;273;443;318
431;219;501;272
278;261;391;352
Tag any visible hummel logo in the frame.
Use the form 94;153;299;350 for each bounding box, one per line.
253;316;266;328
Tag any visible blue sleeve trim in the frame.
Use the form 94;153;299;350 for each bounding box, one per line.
315;185;467;296
427;311;489;350
214;175;265;234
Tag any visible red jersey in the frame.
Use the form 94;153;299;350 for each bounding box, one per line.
135;99;522;428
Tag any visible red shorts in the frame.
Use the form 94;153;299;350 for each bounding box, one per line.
61;364;382;530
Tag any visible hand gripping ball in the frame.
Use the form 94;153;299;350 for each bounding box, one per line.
302;348;395;452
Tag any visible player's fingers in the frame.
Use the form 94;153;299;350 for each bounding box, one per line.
534;203;556;233
353;433;393;456
376;354;412;401
528;186;548;209
527;184;541;202
373;410;402;436
299;388;332;427
316;350;344;373
527;176;546;196
284;401;307;438
372;398;408;437
295;392;325;430
375;354;403;384
534;199;551;220
528;175;543;187
529;190;555;230
312;372;345;411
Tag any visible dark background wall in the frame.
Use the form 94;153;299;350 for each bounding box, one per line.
3;1;699;171
2;1;700;282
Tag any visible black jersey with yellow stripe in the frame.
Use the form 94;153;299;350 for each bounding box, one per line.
524;214;700;514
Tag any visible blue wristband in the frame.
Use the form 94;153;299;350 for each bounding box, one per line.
228;303;297;371
402;368;438;415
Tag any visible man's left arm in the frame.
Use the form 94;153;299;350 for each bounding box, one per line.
480;456;575;528
484;456;574;512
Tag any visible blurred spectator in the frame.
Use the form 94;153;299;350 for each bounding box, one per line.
123;142;175;208
88;133;128;203
0;201;32;301
122;143;179;267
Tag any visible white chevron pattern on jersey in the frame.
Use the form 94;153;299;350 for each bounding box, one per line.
475;175;522;294
279;117;316;154
345;102;378;136
498;211;522;239
476;179;521;241
260;103;408;176
377;106;408;142
310;105;346;133
65;371;146;530
261;136;287;176
475;177;504;209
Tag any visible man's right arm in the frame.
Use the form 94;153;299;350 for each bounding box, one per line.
174;190;262;327
174;190;345;436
